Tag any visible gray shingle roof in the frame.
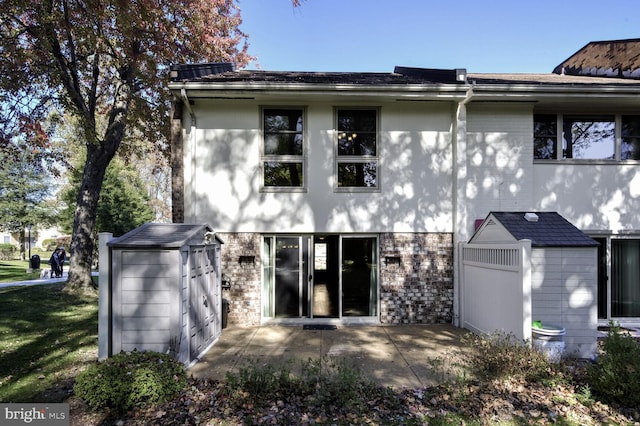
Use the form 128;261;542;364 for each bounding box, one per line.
169;64;640;87
170;66;467;85
489;212;599;247
107;223;215;248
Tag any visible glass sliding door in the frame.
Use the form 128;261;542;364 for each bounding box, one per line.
277;236;309;317
262;236;310;318
262;237;274;318
612;239;640;317
312;236;339;318
341;237;378;317
262;234;378;320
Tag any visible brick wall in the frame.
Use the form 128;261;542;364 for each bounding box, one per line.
218;232;262;326
379;233;454;324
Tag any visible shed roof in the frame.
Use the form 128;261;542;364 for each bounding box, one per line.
472;212;599;248
108;223;219;249
552;39;640;79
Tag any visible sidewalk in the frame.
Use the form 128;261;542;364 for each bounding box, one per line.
0;271;99;289
0;271;69;289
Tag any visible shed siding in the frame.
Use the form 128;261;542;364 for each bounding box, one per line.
113;250;180;354
531;247;597;358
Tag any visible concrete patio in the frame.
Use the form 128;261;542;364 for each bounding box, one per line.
189;324;470;389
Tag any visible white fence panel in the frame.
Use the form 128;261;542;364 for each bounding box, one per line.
460;240;532;341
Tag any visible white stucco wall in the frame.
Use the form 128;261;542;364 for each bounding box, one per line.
185;100;454;233
533;163;640;232
464;103;535;239
183;97;640;239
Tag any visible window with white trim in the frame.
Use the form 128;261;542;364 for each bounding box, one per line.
335;108;379;190
262;108;305;190
622;115;640;160
534;114;640;161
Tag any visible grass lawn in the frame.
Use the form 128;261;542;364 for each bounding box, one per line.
0;283;98;403
0;259;43;283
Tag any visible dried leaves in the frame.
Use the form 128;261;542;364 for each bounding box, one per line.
88;372;635;426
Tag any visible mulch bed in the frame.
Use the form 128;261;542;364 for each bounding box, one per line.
68;374;638;425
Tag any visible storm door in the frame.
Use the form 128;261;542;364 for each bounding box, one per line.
270;236;309;317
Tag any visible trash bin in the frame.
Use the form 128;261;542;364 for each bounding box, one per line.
222;299;229;329
30;254;41;270
532;322;565;363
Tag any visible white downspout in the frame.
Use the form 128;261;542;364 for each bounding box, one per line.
452;85;474;327
180;89;197;222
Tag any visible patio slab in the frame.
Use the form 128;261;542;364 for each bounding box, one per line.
189;324;470;389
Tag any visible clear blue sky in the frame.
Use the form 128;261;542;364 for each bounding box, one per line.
238;0;640;73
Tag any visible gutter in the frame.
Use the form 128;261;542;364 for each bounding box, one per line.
180;88;194;118
179;88;197;223
168;82;472;101
452;84;474;328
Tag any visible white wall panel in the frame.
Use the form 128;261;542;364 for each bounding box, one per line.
188;101;455;233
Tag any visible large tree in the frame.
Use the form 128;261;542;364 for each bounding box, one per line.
60;156;155;238
0;0;252;292
0;118;63;259
0;143;59;260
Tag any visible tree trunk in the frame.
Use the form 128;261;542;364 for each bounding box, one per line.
19;230;25;261
64;73;131;293
65;144;111;293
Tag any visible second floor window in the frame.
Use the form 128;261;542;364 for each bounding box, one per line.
622;115;640;160
262;108;305;190
534;114;640;161
562;115;615;160
336;108;379;190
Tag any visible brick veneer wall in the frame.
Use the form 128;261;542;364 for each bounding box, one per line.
219;232;454;326
218;232;262;326
379;233;454;324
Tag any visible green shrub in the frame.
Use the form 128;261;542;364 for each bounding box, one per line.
461;331;554;383
41;239;57;251
0;243;16;260
298;357;381;411
224;357;386;413
224;360;296;406
73;350;187;414
588;322;640;408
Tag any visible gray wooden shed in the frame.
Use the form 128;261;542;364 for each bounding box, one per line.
106;223;223;365
467;211;599;358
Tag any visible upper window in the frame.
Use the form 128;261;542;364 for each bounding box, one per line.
262;108;305;190
562;115;614;160
533;114;557;160
335;109;379;190
534;114;640;162
622;115;640;160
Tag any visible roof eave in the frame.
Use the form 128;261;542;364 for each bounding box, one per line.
168;81;471;100
471;82;640;94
